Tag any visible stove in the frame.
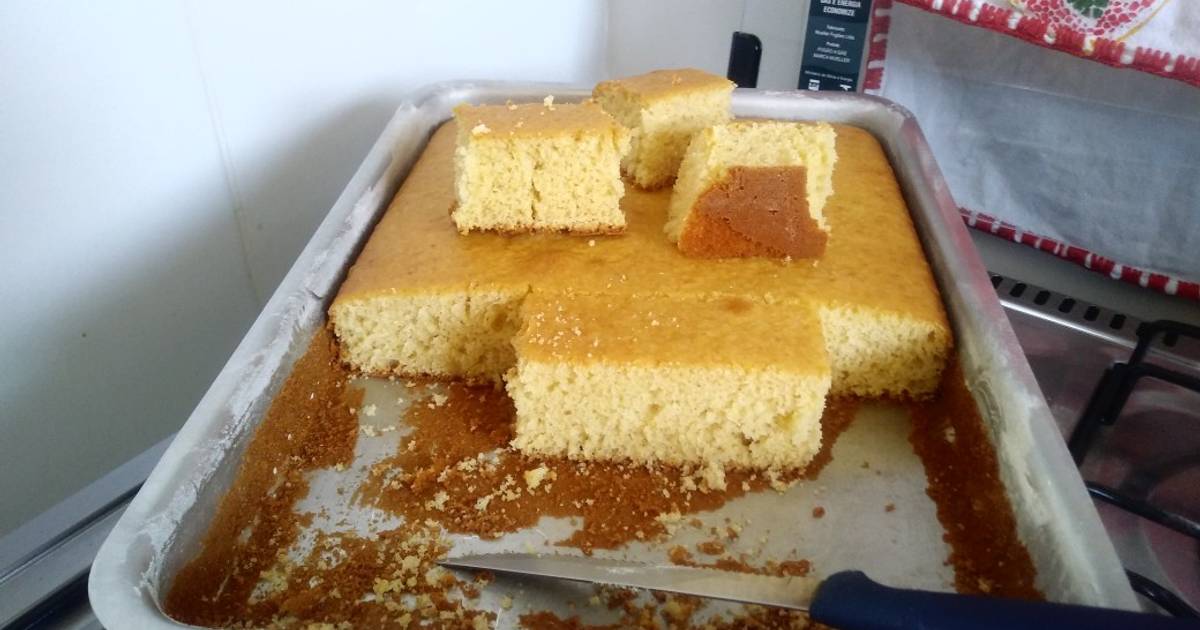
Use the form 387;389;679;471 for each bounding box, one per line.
1;232;1197;626
989;271;1200;617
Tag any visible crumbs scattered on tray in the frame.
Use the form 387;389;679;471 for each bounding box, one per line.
162;330;863;627
519;586;829;629
355;386;860;554
163;328;363;627
909;357;1041;600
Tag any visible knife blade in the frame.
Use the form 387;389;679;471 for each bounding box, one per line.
441;552;817;610
440;553;1196;630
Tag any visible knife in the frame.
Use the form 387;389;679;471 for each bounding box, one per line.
440;553;1196;629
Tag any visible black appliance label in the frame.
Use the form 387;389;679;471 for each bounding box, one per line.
799;0;873;91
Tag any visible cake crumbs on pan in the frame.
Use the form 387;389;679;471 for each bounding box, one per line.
523;465;550;491
163;332;1040;626
356;385;860;555
909;358;1041;599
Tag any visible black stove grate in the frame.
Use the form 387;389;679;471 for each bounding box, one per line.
1071;320;1200;469
1068;319;1200;617
989;272;1200;616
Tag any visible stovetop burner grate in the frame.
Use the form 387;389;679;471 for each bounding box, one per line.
989;272;1200;618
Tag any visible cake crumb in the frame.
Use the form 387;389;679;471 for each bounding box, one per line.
588;239;596;247
500;595;513;610
700;462;726;492
425;491;449;511
543;95;555;108
471;123;491;136
812;506;826;519
363;404;378;417
766;469;792;493
885;503;896;513
668;545;694;564
523;465;550;491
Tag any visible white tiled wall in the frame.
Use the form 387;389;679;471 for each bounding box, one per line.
0;0;605;536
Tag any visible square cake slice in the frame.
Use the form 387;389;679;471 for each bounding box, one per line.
507;292;831;474
594;68;734;190
451;100;630;234
665;121;837;260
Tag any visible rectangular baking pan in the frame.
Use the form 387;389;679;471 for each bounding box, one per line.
89;83;1140;627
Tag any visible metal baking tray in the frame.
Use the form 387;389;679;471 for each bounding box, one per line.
89;83;1140;627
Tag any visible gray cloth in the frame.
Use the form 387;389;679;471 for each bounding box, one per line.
879;4;1200;285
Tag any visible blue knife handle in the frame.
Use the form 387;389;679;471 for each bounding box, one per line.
809;570;1199;630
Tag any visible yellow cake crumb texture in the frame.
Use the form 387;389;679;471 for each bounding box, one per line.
450;101;630;234
330;112;953;469
594;68;734;190
508;292;829;470
666;120;838;243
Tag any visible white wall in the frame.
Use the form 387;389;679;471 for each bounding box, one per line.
606;0;811;90
0;0;605;537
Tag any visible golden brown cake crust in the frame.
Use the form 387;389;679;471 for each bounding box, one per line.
678;166;828;259
514;291;828;372
452;101;619;137
593;68;734;103
334;120;947;330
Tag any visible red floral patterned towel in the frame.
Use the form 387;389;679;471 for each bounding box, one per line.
878;0;1200;87
1011;0;1169;40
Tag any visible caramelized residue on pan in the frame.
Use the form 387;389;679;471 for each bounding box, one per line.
909;358;1041;600
519;587;831;630
358;385;859;553
163;332;1038;628
163;331;856;628
163;328;363;626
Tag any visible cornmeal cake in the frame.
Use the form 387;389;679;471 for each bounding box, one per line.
666;121;838;260
330;120;952;462
507;292;829;471
450;100;630;234
594;69;734;190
